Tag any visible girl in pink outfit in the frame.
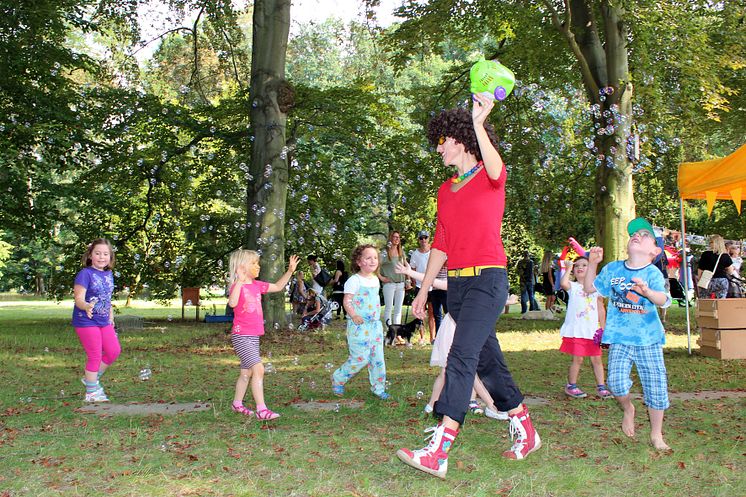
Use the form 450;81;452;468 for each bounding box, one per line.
72;239;120;403
228;250;299;421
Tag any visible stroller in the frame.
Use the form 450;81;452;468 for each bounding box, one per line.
727;274;745;298
669;277;695;307
298;295;339;332
550;288;569;314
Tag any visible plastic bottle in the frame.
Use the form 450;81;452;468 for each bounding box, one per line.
469;59;516;101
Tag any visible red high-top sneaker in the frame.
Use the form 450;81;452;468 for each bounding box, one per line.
503;404;541;460
396;423;459;479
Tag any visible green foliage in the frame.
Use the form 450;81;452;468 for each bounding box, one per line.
1;0;743;303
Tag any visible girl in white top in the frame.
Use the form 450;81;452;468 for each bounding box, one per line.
559;257;610;399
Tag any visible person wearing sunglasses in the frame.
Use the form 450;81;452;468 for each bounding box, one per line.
396;94;540;479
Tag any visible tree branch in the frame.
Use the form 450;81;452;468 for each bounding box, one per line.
542;0;601;102
189;7;209;105
132;27;194;56
220;27;245;93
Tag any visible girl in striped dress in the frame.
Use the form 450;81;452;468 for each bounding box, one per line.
228;250;299;420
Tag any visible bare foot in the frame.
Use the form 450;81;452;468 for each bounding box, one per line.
621;404;635;437
651;437;671;451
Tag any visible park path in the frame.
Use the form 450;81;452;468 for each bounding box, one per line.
76;390;745;415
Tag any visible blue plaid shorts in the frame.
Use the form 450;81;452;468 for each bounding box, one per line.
607;343;669;410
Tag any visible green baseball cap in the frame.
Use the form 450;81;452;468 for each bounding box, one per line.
627;217;655;237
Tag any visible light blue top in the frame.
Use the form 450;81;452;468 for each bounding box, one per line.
593;260;671;346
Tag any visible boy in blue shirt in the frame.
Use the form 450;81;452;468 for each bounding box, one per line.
584;217;672;451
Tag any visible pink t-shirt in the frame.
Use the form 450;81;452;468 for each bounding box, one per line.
231;280;270;336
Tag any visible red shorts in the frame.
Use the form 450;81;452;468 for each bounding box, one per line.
559;337;601;357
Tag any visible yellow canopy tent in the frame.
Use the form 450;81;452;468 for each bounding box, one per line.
676;142;746;353
678;142;746;215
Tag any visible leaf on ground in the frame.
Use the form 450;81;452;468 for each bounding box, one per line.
573;448;588;458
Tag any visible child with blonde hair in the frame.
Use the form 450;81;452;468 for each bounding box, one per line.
228;250;299;420
584;218;673;450
559;256;610;399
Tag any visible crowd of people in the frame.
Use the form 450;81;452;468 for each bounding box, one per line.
69;92;743;479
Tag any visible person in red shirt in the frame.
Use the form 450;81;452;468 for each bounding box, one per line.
396;94;541;479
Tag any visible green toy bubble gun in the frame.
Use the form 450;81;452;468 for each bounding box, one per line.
469;59;515;101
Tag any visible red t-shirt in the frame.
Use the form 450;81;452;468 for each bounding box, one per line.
431;166;507;269
230;280;270;336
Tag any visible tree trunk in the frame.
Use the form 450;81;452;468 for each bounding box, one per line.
35;273;45;295
564;0;636;262
596;1;636;262
249;0;292;331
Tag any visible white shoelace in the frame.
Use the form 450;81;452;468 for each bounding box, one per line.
413;425;440;454
508;416;526;442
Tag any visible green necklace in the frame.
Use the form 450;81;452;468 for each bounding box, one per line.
452;161;483;184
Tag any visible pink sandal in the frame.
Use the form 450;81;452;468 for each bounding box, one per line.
231;403;254;416
256;408;280;421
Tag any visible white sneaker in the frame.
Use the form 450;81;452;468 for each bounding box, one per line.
485;406;509;420
84;387;109;403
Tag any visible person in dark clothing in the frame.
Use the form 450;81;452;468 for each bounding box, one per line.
517;251;539;313
330;259;349;318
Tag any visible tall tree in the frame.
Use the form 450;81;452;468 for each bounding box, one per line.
248;0;292;327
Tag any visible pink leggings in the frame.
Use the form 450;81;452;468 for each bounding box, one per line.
74;325;121;372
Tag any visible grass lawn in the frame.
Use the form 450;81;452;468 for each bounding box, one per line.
0;299;744;496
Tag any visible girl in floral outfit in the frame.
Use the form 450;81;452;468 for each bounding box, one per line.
331;244;390;400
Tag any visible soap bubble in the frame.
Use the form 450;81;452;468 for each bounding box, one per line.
167;315;173;321
139;367;152;381
416;391;424;399
334;403;340;412
309;380;316;390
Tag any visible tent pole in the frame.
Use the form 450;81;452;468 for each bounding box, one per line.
680;197;693;355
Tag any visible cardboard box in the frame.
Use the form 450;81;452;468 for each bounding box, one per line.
697;327;746;359
696;298;746;329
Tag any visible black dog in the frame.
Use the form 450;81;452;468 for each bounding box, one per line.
385;319;423;346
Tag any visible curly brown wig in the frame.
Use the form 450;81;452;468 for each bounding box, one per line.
350;244;377;273
426;108;499;161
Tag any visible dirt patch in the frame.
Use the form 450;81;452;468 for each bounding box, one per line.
292;400;365;411
77;402;211;415
666;390;746;401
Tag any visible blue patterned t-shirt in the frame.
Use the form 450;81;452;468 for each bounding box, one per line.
593;261;671;346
